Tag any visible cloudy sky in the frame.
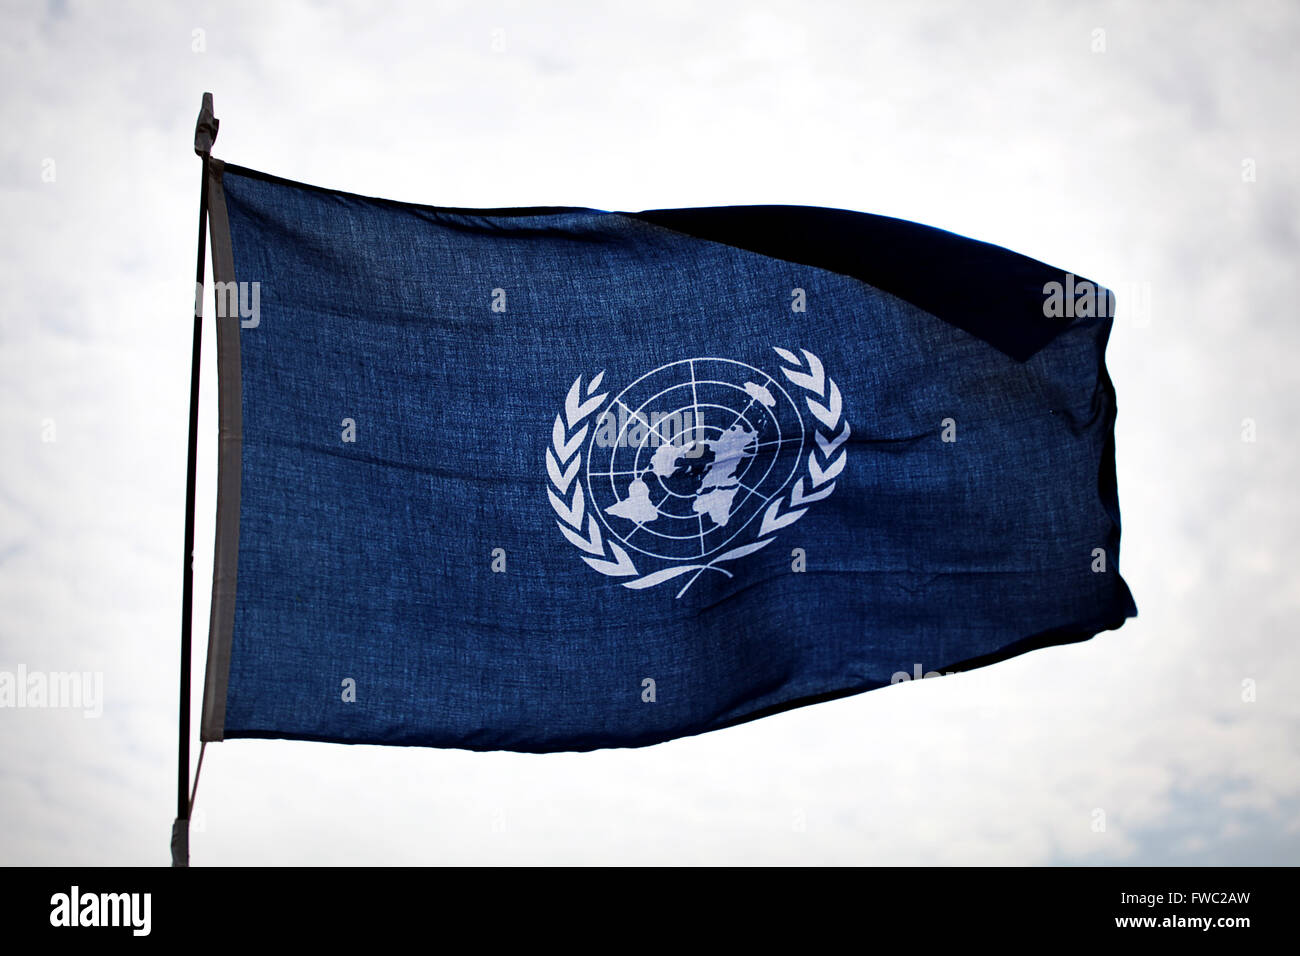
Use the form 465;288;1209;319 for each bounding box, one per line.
0;0;1296;865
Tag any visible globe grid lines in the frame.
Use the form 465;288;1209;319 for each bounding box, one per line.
585;358;806;562
611;393;772;548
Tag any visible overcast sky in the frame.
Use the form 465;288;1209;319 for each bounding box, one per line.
0;0;1297;865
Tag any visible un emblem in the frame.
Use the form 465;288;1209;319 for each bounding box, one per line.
547;348;850;597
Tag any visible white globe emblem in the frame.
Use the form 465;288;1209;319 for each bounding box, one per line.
587;358;805;562
547;348;850;597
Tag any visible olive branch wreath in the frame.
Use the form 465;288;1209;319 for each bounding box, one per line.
547;347;849;598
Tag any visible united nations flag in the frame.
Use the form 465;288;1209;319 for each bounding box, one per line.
198;160;1135;753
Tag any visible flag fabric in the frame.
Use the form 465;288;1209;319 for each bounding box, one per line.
200;159;1136;753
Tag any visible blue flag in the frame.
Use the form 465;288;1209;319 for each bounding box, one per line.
199;161;1136;753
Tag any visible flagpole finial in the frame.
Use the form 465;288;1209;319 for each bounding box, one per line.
194;92;219;157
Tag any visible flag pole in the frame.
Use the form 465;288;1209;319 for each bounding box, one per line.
173;92;219;868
